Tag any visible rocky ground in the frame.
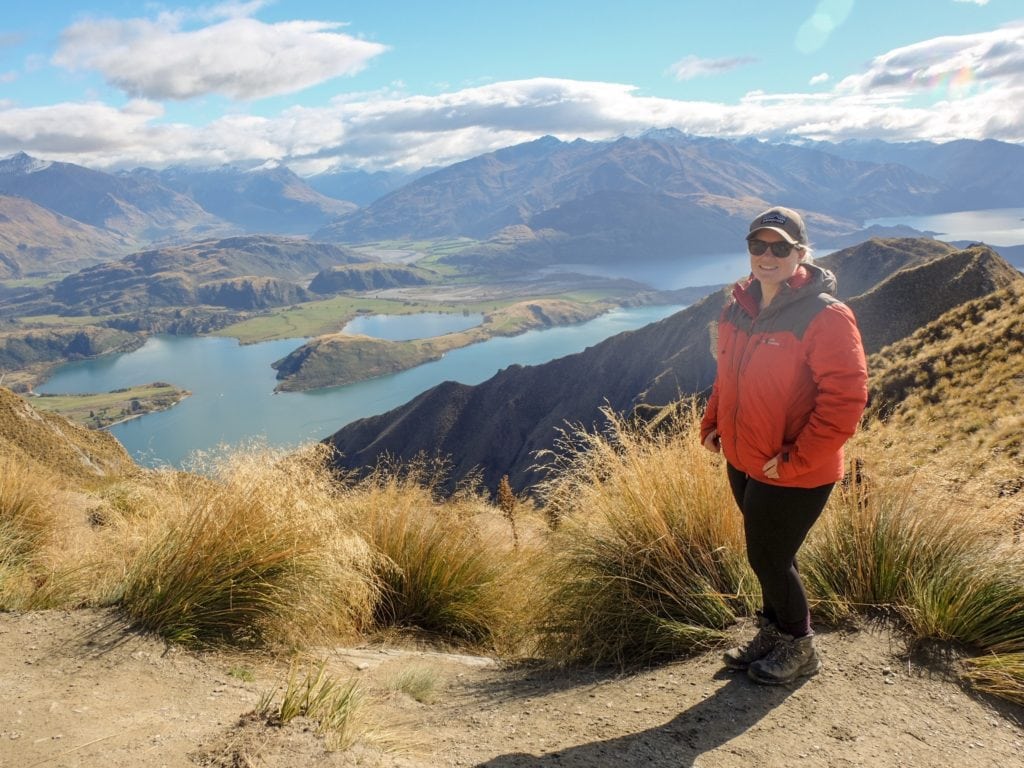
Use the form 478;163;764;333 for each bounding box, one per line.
1;609;1021;768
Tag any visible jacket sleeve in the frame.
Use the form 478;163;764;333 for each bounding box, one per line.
779;302;867;481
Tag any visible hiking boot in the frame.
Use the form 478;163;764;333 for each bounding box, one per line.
747;632;821;685
722;615;782;670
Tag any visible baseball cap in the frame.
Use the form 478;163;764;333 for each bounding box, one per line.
746;206;808;246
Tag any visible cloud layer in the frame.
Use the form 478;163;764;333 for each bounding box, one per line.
3;13;1023;173
52;13;387;100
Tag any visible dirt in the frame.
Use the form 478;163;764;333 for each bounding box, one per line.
1;609;1021;768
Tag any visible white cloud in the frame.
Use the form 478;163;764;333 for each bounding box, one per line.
809;73;831;86
838;22;1024;95
668;55;757;81
6;25;1024;173
954;0;989;6
52;11;388;100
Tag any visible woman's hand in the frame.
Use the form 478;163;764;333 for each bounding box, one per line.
763;453;781;479
703;429;721;453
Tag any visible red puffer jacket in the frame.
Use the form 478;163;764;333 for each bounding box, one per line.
700;264;868;488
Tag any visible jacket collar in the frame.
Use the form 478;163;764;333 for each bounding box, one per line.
731;264;837;318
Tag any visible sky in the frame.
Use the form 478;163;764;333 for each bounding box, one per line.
1;0;1023;175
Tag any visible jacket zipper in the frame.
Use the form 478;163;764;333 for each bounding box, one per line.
729;302;781;461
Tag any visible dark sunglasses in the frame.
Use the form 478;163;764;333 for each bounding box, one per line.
747;239;796;258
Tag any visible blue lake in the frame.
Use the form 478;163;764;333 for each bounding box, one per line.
342;312;484;340
866;207;1024;246
37;304;686;468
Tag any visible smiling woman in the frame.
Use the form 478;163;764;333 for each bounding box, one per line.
702;205;868;685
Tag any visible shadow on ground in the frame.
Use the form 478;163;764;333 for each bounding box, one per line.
473;669;807;767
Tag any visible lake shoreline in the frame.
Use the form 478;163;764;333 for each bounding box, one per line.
36;304;688;468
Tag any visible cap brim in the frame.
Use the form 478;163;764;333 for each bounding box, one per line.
747;227;799;245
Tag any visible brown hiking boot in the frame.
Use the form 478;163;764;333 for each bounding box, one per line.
747;632;821;685
722;616;782;670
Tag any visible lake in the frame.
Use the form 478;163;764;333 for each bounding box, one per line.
37;304;686;467
865;207;1024;247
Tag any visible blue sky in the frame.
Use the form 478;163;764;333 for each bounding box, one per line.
1;0;1022;174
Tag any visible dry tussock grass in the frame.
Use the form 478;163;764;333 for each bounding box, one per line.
531;402;755;665
2;382;1021;705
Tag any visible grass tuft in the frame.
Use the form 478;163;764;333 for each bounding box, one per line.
117;444;376;648
390;665;439;703
257;660;364;750
532;401;754;666
346;463;525;649
962;652;1024;705
0;456;88;610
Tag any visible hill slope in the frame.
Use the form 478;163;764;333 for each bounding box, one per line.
0;152;227;243
0;386;134;480
11;235;366;315
146;164;358;235
312;131;1002;257
860;281;1024;498
0;196;135;278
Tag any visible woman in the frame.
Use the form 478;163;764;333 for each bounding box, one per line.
700;206;868;685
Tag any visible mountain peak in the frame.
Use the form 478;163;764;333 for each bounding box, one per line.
0;151;52;175
637;127;690;143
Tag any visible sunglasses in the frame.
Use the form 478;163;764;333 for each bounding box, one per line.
747;239;796;258
745;239;798;260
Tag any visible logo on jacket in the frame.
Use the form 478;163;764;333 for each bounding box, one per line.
763;337;781;346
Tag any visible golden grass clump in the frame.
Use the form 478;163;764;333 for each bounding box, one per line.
342;461;537;652
0;456;95;609
802;457;1024;700
962;652;1024;706
532;401;755;666
116;443;376;648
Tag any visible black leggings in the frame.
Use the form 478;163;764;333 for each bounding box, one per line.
727;463;833;637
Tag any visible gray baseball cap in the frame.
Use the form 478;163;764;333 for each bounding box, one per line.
746;206;808;246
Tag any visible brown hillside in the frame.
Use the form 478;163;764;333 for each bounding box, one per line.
848;244;1023;352
817;236;956;300
859;281;1024;501
0;195;134;278
0;386;135;481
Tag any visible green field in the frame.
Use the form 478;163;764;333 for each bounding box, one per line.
30;382;190;429
212;295;509;344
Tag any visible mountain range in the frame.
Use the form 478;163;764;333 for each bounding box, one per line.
323;240;1024;494
312;131;1024;267
3;133;1024;283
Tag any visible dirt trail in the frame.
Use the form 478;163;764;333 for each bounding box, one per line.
1;609;1021;767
